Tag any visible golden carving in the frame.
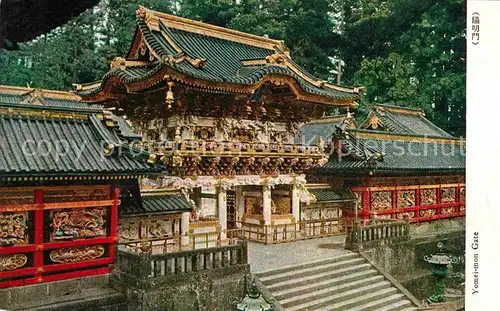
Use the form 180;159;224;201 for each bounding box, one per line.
421;188;437;205
0;212;28;246
459;188;465;203
50;245;105;263
397;190;415;208
441;207;456;215
397;212;415;219
419;209;437;218
51;208;106;240
354;192;363;211
440;188;456;203
370;191;392;210
0;254;28;272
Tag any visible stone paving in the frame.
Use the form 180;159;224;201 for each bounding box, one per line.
247;235;351;273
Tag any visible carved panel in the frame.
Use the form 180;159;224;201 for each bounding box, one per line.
0;212;28;246
459;205;465;212
420;188;437;205
118;221;140;241
272;197;291;215
355;192;363;211
0;254;28;272
245;197;261;215
50;245;105;263
397;211;415;220
397;190;415;208
440;188;456;203
301;209;320;221
370;191;392;210
459;188;465;203
51;208;106;241
441;207;456;215
419;209;437;218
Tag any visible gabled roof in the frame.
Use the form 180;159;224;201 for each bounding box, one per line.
120;189;194;217
320;129;465;175
360;104;454;138
0;85;142;141
0;85;162;178
305;185;356;203
295;114;357;144
75;6;361;106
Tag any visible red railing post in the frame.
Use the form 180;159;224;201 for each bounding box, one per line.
363;189;370;225
34;189;44;283
415;186;421;223
109;186;120;261
437;185;442;217
392;189;397;219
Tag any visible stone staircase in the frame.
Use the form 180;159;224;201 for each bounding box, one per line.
255;252;418;311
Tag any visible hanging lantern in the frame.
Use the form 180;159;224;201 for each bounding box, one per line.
164;75;175;109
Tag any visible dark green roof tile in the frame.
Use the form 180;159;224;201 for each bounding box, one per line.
307;188;356;202
121;193;194;216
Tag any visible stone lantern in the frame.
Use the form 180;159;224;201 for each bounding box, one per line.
424;242;452;304
236;279;274;311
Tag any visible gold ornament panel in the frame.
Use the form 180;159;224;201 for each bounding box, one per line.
0;254;28;272
420;189;437;205
440;188;456;203
0;212;28;246
397;211;415;219
354;192;363;211
370;191;392;210
459;205;465;212
397;190;415;208
50;245;105;263
271;197;291;215
459;188;465;203
419;209;437;218
441;207;456;215
51;208;106;241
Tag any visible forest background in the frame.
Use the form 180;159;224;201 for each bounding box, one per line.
0;0;465;136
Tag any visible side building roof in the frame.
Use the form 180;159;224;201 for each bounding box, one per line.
360;104;454;138
295;114;357;145
0;85;163;180
317;129;465;176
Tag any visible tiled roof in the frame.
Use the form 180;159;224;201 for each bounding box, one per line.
361;104;454;138
121;191;193;216
0;114;161;176
322;130;465;173
76;8;360;104
0;86;103;112
0;85;161;177
295;115;355;144
307;187;356;202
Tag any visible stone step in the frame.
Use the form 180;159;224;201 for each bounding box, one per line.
280;275;386;308
398;308;419;311
368;299;415;311
255;253;358;278
273;269;380;301
260;258;366;286
323;287;398;311
344;293;407;311
266;263;372;292
287;283;396;311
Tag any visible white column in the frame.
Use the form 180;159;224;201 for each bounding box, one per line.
181;212;190;247
262;186;272;225
218;188;227;240
236;187;245;228
292;185;300;223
